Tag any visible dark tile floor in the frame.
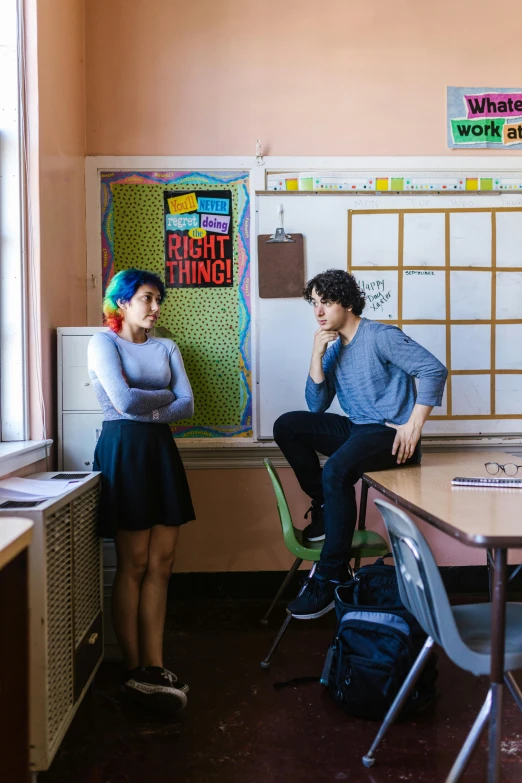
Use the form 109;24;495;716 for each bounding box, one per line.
40;599;522;783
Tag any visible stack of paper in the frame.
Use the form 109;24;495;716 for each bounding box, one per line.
0;477;81;502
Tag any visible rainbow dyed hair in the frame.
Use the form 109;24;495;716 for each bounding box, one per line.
103;268;166;332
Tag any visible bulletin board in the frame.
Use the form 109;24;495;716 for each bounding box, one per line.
100;171;251;438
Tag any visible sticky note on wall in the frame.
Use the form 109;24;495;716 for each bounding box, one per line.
480;178;493;191
466;178;479;191
391;178;404;191
376;178;389;191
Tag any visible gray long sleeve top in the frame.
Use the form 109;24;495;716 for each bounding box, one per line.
305;318;447;425
88;331;194;423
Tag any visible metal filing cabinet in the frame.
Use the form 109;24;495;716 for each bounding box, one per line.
57;327;120;660
57;327;106;472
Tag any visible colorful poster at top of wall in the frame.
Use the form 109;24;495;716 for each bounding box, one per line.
448;87;522;149
164;189;233;288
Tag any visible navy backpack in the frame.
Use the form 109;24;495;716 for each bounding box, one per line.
320;556;438;721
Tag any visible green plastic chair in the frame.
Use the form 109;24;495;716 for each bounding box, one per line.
260;458;389;668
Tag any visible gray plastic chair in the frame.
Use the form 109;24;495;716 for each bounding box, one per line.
362;499;522;783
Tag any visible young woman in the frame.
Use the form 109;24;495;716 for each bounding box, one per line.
88;268;195;715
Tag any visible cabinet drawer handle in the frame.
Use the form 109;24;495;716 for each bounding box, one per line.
88;633;99;645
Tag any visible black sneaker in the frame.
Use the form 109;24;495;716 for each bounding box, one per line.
162;667;189;694
303;502;325;542
120;667;189;694
125;666;187;714
120;667;140;692
287;572;337;619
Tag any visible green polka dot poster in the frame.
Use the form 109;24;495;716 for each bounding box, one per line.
100;171;251;438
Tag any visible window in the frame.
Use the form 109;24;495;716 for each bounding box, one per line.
0;0;27;440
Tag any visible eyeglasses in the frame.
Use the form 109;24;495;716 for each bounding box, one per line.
484;462;522;477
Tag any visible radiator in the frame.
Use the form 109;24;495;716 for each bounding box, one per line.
0;471;102;771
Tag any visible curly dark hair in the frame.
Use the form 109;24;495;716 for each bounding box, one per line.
303;269;366;315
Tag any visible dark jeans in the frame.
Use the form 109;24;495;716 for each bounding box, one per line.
273;411;421;579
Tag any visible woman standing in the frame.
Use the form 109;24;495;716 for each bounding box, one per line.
88;268;195;715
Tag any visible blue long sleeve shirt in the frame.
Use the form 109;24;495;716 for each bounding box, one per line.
305;318;447;425
88;331;194;423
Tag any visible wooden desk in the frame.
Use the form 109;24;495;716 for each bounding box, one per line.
360;451;522;783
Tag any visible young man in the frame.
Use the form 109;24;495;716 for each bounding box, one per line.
273;269;448;619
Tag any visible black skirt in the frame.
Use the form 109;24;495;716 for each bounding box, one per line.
93;419;195;538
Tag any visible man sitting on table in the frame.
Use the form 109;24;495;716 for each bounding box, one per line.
273;269;448;619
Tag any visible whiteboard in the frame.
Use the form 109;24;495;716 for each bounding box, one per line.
256;193;522;438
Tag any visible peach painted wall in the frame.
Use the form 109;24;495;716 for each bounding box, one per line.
26;0;87;444
82;0;522;569
174;467;504;573
20;0;518;569
85;0;522;157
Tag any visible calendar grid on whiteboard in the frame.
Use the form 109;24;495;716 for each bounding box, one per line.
445;211;452;416
397;212;404;331
491;211;496;416
348;207;522;420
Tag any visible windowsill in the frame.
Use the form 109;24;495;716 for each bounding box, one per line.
0;440;53;477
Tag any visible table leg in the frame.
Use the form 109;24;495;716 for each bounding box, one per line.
487;548;507;783
358;478;369;531
486;549;494;601
354;480;370;572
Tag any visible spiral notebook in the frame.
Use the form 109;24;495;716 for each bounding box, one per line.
452;476;522;488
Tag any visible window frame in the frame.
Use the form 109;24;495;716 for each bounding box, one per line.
0;0;28;441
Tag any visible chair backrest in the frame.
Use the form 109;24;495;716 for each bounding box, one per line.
264;458;298;544
374;499;460;648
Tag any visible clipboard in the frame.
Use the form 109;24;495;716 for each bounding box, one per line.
257;234;304;298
